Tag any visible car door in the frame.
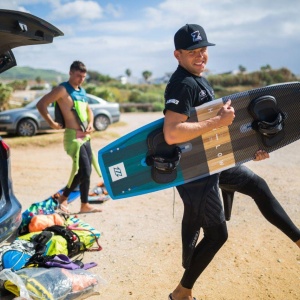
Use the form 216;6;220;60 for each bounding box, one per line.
0;9;63;243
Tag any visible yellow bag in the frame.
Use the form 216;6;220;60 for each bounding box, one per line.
18;216;101;257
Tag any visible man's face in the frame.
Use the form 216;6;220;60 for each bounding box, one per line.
174;47;208;76
69;70;87;86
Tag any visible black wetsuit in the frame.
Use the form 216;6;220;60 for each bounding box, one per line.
220;165;300;242
63;141;92;204
165;65;300;289
165;65;228;289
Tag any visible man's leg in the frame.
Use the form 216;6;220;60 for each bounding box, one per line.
59;141;101;213
180;221;228;289
77;141;101;213
171;175;227;299
220;166;300;245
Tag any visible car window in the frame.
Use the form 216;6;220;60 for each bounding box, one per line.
86;96;98;105
24;97;54;109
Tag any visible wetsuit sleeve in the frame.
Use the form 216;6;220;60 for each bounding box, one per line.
164;83;194;117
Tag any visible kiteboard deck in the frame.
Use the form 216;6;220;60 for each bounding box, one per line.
98;82;300;200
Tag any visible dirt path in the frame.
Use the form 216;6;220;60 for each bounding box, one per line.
7;112;300;299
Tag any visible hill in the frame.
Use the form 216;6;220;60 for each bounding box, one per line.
0;66;68;82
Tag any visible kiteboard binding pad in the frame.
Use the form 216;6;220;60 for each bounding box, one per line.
223;94;286;220
146;128;182;184
98;81;300;200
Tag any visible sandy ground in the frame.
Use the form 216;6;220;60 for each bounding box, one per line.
6;112;300;299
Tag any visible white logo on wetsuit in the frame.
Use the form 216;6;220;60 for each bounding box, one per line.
199;90;207;100
191;30;202;42
166;99;179;105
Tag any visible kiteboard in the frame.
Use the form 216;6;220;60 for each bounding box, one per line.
55;183;110;204
53;187;80;204
98;81;300;200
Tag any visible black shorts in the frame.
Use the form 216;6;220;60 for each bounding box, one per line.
177;174;225;228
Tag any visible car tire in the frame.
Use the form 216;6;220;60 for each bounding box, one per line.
94;114;110;131
17;118;37;136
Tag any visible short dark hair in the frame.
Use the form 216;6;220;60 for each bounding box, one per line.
70;61;87;73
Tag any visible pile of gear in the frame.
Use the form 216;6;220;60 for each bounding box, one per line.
0;197;103;300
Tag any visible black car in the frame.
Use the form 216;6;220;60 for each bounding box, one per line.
0;9;63;244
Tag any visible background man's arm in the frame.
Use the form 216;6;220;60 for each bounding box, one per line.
37;87;64;130
86;105;94;133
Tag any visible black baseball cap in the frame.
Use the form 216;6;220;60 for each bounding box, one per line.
174;24;215;50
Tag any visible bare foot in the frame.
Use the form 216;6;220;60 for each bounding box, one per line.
58;195;69;213
79;203;102;214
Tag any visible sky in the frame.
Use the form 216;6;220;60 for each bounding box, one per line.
1;0;300;79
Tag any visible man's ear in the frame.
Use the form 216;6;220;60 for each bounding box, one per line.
174;50;180;61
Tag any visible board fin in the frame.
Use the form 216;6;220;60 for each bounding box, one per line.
248;95;285;147
146;128;181;184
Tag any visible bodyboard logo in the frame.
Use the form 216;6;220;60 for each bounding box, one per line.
109;162;127;182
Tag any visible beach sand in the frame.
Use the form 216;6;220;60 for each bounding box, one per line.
10;112;300;300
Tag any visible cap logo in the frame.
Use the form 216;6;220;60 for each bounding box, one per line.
191;30;202;43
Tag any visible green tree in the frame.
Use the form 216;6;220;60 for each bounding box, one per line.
125;68;132;77
35;76;42;84
260;64;272;71
86;70;113;83
7;80;28;91
142;70;152;82
0;83;13;110
238;65;246;73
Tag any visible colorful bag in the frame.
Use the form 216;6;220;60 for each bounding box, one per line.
0;240;36;271
26;253;97;270
2;267;100;300
28;214;65;232
18;216;102;257
19;197;58;235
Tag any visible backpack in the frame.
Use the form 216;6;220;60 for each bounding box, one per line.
0;240;36;271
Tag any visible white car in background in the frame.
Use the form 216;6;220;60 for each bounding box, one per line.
0;93;120;136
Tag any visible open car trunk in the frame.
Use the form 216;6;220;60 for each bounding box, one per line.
0;9;64;73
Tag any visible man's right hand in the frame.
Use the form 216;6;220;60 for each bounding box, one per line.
217;100;235;127
51;122;63;130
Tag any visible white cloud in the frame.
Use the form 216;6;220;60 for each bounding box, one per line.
51;0;103;21
2;0;300;78
0;0;28;12
105;3;123;19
